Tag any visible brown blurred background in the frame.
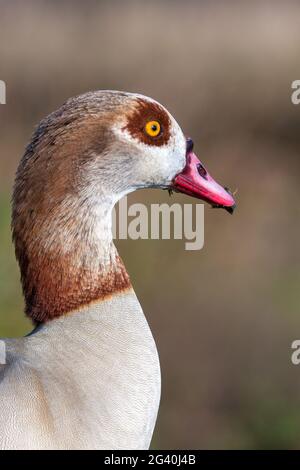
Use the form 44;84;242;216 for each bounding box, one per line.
0;0;300;449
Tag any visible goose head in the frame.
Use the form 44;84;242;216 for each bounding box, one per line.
12;90;235;322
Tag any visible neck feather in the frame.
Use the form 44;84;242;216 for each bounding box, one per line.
13;194;131;323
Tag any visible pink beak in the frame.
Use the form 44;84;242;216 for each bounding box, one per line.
172;138;236;214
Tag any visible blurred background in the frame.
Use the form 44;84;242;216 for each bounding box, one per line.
0;0;300;449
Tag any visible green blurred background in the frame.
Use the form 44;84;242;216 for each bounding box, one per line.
1;0;300;449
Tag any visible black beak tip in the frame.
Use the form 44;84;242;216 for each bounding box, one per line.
211;203;236;214
223;186;236;214
225;203;236;215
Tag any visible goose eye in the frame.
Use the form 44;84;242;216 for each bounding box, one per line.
144;120;161;138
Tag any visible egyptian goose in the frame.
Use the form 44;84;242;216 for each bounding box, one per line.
0;91;235;450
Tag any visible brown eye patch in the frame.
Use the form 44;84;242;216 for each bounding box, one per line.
123;98;171;146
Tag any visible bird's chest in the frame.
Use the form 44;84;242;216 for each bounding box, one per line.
35;303;161;449
43;342;161;449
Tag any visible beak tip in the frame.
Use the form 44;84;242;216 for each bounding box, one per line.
211;202;236;214
225;203;236;215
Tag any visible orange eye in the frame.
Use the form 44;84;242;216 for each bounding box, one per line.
145;120;161;137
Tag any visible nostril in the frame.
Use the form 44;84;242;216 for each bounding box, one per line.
224;186;232;196
197;162;208;180
186;137;194;154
